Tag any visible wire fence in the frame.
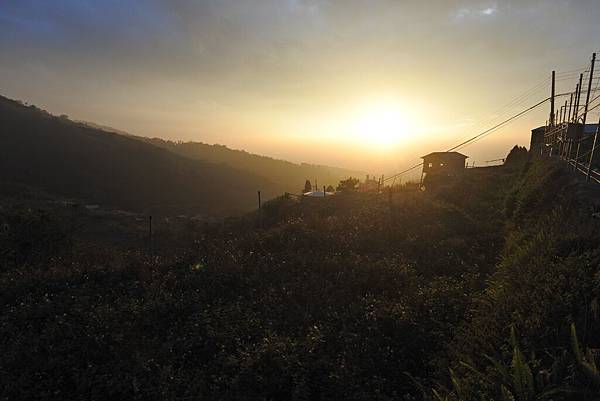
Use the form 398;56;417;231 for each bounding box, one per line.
542;53;600;184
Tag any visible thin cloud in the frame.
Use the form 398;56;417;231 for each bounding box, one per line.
454;3;498;20
481;6;497;15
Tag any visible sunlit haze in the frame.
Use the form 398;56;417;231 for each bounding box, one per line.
2;0;600;176
5;3;600;398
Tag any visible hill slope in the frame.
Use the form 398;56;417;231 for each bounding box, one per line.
140;137;364;193
5;156;600;399
0;96;281;215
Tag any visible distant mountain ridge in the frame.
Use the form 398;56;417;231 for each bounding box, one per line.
74;120;132;137
0;95;361;215
139;137;364;194
0;95;281;215
75;120;364;193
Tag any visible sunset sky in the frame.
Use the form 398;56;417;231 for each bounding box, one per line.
2;0;600;175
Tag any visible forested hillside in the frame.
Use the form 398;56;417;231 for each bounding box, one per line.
141;137;363;193
0;96;281;216
3;154;600;400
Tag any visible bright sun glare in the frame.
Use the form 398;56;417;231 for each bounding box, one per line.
352;102;414;147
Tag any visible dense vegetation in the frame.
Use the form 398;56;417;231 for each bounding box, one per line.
2;153;600;400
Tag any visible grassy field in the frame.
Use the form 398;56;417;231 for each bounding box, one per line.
2;155;600;400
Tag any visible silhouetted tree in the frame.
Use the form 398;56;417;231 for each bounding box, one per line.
336;177;360;192
505;145;529;166
304;180;312;193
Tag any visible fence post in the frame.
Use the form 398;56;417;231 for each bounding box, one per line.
575;75;583;121
558;106;562;125
568;93;573;122
550;70;555;126
148;215;153;257
257;190;262;228
587;117;600;181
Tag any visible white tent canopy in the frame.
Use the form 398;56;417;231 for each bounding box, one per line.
303;190;335;198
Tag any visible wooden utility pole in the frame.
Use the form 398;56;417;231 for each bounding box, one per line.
582;53;596;126
257;190;262;209
587;117;600;181
550;70;556;126
323;185;326;197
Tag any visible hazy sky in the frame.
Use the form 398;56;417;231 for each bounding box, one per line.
2;0;600;175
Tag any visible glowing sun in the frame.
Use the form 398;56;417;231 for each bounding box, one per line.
352;102;413;147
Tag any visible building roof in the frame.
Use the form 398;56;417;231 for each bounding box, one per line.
303;190;335;197
532;124;599;134
584;123;599;134
421;151;468;160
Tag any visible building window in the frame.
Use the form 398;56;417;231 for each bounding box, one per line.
428;163;433;168
440;163;444;167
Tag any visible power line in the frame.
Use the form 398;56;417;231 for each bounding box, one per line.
383;96;551;183
446;77;550;148
382;163;424;183
382;60;596;184
448;97;550;152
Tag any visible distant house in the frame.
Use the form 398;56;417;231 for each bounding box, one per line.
359;175;380;192
531;123;599;155
303;190;335;198
530;126;546;154
420;151;468;182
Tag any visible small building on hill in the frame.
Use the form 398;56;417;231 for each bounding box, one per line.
530;126;546;154
359;175;380;192
420;151;468;182
530;124;599;155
